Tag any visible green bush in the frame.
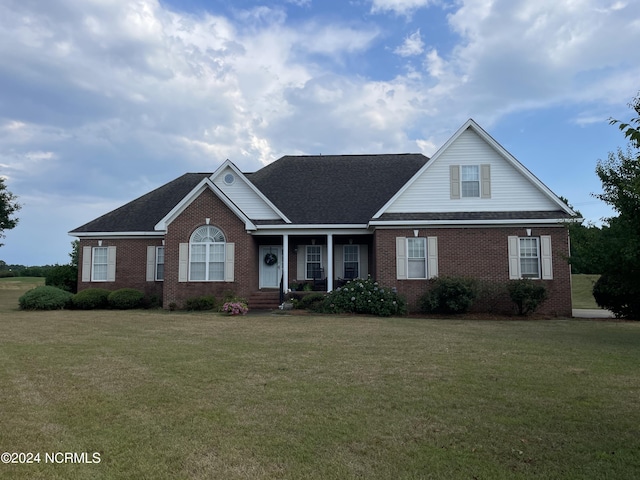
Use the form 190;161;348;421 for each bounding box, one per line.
19;286;73;310
108;288;145;309
45;264;78;293
507;279;548;315
297;292;326;311
184;295;218;311
72;288;111;310
0;270;16;278
419;276;477;314
322;277;407;317
593;273;640;320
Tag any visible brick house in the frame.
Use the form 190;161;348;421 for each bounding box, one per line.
69;119;577;315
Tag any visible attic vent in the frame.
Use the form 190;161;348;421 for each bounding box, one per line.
224;173;235;185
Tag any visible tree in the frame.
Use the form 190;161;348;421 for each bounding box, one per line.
592;94;640;318
0;177;21;247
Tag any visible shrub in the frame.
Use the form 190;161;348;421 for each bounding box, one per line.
108;288;145;309
474;280;509;314
45;264;78;293
222;300;248;315
72;288;111;310
19;286;73;310
507;279;548;315
322;277;407;317
419;276;477;314
593;273;640;320
184;295;218;311
297;292;326;311
0;270;16;278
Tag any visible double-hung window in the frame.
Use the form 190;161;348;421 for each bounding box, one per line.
92;247;108;281
461;165;480;198
306;245;322;279
155;246;165;281
343;245;359;279
190;226;225;281
407;238;427;279
519;237;540;279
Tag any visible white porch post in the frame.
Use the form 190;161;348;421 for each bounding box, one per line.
282;234;289;292
327;233;333;292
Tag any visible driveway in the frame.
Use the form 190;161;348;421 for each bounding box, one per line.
572;308;615;318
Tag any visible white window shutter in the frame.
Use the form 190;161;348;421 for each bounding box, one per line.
540;235;553;280
508;236;520;279
396;237;407;279
82;246;92;282
225;242;235;282
481;164;491;199
450;165;460;199
427;236;438;279
146;246;156;281
106;246;117;282
178;243;188;282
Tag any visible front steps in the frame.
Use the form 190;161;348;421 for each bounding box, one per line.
248;290;281;310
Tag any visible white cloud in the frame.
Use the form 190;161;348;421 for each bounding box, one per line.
370;0;438;16
394;29;424;57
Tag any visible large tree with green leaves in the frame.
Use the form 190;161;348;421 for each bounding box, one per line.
591;94;640;318
0;177;21;247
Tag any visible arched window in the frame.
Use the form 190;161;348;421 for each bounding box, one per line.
190;226;226;281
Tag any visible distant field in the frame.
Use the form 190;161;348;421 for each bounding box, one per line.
1;277;639;479
571;274;600;309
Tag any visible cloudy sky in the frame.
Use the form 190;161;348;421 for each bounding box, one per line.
1;0;639;265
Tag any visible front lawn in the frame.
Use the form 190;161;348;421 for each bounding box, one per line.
1;304;639;479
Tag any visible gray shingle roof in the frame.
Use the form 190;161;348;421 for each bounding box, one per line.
248;154;429;224
70;173;211;233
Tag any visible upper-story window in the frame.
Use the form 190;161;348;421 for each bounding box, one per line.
461;165;480;197
190;226;226;281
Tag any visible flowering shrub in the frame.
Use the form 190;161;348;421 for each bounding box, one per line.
321;277;406;317
222;301;248;316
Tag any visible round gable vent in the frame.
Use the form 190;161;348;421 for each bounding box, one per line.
224;173;235;185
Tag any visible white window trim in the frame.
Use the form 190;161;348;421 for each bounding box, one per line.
461;165;480;198
189;226;226;282
305;245;322;280
343;244;359;279
396;237;438;280
87;245;116;282
155;246;165;281
508;235;553;280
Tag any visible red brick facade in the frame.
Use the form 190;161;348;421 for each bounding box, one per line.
77;188;573;315
373;226;572;316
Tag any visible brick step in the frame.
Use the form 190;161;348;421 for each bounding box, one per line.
248;291;281;310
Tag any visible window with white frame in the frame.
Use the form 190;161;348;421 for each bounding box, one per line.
343;245;359;279
461;165;480;197
189;226;225;281
92;247;108;281
156;246;165;281
519;237;540;279
407;238;427;279
306;245;322;279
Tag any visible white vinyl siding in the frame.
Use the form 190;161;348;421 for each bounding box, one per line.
508;235;553;280
396;237;438;280
386;128;558;213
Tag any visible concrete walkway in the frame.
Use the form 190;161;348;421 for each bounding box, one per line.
572;308;615;318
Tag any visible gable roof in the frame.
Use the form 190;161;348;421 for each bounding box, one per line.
70;173;211;234
248;154;429;224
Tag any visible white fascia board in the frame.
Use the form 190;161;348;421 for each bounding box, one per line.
372;118;576;219
253;224;370;236
211;159;291;223
369;218;579;228
68;232;165;238
154;178;257;231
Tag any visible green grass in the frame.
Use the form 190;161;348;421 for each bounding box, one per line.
1;278;639;479
571;274;600;309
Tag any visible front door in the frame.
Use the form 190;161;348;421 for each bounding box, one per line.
259;245;282;288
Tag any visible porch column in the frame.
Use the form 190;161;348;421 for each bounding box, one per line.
327;233;333;292
282;234;289;292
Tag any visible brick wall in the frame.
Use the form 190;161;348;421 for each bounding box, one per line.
162;188;257;308
374;226;572;316
77;238;164;300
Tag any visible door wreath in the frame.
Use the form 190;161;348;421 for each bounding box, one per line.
264;253;278;266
